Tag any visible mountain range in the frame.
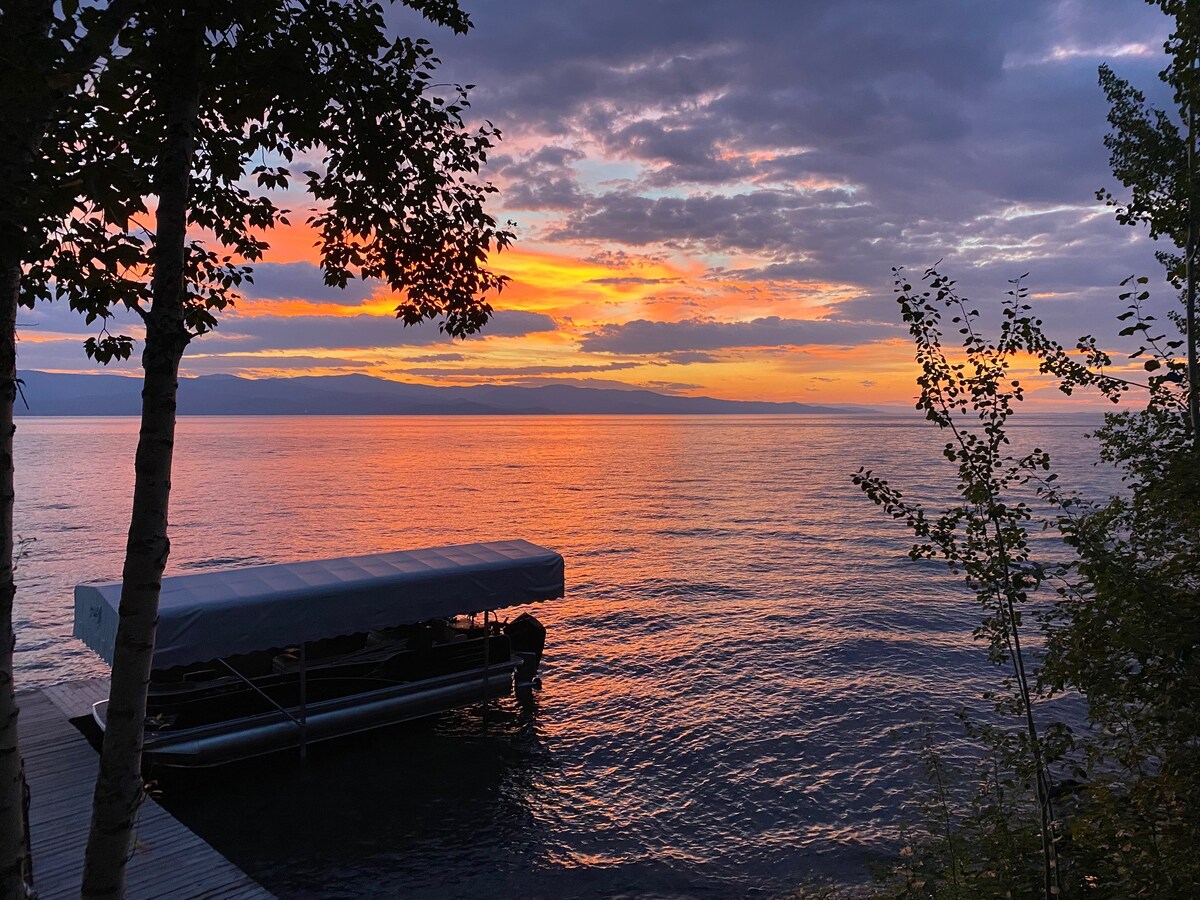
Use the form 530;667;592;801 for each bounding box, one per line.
14;371;860;416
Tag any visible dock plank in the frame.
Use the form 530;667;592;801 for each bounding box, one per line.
19;683;275;900
41;676;111;720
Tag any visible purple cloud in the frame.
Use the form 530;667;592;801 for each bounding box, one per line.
580;316;898;355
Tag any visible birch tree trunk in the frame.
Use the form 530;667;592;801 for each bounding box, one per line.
81;14;202;897
0;267;29;900
0;2;54;894
1187;78;1200;452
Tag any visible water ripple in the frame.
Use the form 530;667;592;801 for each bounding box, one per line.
12;414;1110;897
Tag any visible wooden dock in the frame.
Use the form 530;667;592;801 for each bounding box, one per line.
20;678;275;900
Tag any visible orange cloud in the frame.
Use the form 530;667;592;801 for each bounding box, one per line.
172;207;1116;408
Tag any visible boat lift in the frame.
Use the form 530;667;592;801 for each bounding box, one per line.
75;540;564;764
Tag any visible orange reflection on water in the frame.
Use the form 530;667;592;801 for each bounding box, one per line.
15;414;1112;894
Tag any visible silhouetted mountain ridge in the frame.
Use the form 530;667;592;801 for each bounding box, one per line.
16;371;862;416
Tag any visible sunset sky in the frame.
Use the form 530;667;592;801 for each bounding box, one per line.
19;0;1180;405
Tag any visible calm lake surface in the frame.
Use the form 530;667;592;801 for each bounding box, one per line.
13;414;1114;898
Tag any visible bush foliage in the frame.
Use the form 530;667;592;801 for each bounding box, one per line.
856;267;1200;899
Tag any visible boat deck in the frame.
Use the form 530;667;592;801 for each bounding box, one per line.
20;678;274;899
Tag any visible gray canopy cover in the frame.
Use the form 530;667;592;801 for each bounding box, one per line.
74;540;564;669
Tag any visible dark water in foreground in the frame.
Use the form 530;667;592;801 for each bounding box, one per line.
13;414;1113;898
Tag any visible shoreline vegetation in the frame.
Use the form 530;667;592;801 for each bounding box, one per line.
849;263;1199;898
835;3;1200;896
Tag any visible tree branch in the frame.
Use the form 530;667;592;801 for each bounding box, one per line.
58;0;144;84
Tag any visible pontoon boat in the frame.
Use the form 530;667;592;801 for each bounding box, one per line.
73;540;563;767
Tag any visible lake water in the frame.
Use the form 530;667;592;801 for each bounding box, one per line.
12;414;1114;898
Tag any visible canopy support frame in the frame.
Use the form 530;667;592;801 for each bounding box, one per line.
481;610;491;727
216;654;308;761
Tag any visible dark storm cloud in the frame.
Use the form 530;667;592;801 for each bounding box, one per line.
602;120;754;186
401;0;1167;170
579;316;898;355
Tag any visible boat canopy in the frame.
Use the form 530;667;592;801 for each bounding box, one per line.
74;540;565;670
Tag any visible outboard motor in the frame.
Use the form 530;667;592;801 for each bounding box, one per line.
505;612;546;690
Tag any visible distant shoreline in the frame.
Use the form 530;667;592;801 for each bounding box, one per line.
13;411;1103;421
16;370;866;417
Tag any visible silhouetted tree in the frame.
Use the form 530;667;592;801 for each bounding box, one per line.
856;270;1073;900
859;266;1200;897
1098;0;1200;447
0;2;141;894
33;2;513;896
